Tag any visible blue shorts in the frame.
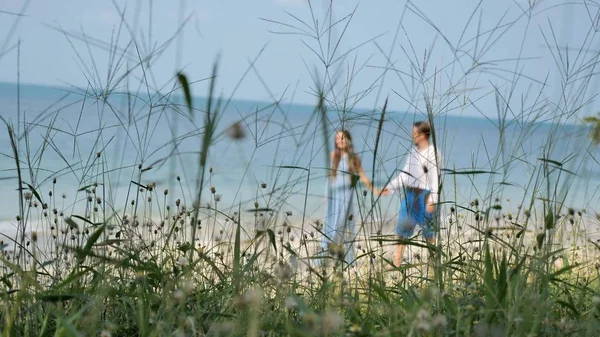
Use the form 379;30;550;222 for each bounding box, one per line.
396;188;435;239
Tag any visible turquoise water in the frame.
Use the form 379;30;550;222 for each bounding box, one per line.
0;82;598;233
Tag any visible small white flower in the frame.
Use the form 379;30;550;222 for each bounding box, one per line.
433;314;447;329
321;310;343;334
416;320;431;332
284;296;297;310
243;287;263;307
416;308;430;321
275;261;293;281
99;330;112;337
181;279;194;295
349;324;362;333
173;289;185;303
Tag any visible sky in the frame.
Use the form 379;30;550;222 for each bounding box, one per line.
1;0;600;120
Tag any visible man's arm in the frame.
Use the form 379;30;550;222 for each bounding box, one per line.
387;171;406;193
385;154;412;194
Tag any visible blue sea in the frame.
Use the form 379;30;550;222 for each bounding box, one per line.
1;82;599;237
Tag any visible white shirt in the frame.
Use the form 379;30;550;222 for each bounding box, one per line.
386;144;442;204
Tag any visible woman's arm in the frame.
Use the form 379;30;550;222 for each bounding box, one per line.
355;157;374;191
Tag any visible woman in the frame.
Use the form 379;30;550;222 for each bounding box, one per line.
321;129;374;266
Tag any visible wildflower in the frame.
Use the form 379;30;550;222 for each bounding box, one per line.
173;289;186;303
275;261;293;281
31;231;37;243
328;243;344;258
99;330;112;337
284;296;297;310
135;271;146;282
53;177;57;184
349;324;362;333
227;121;245;139
416;308;430;321
321;310;343;334
239;287;263;309
214;194;221;202
24;192;32;201
416;320;431;333
302;311;318;329
210;186;216;194
261;182;267;189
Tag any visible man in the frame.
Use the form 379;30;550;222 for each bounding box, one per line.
376;121;442;269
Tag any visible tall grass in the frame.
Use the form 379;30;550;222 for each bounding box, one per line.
1;1;600;336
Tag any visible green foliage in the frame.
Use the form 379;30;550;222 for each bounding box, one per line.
2;1;600;336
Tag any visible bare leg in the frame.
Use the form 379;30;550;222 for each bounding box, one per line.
393;243;405;267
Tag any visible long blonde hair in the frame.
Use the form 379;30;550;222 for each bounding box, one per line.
330;129;359;178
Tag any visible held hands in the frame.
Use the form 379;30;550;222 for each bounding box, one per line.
374;188;390;196
426;200;435;214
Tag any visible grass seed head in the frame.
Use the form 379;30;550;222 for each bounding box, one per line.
99;330;112;337
173;289;186;303
285;296;297;310
321;310;343;334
